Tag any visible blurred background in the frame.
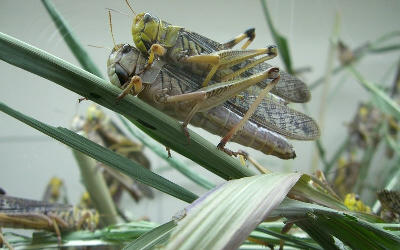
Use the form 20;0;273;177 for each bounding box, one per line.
0;0;399;223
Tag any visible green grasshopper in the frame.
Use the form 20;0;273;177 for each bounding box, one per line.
124;2;310;105
72;105;154;203
0;193;99;246
107;44;319;159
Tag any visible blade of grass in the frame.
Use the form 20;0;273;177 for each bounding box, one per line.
348;65;400;121
123;220;176;250
259;0;293;74
72;148;118;225
118;116;216;190
255;224;321;250
310;31;400;90
0;31;255;181
163;173;301;250
0;102;198;203
41;0;103;78
271;199;400;249
311;12;341;172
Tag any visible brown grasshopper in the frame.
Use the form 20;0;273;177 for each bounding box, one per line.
71;105;154;204
0;194;99;246
107;44;319;159
124;2;310;105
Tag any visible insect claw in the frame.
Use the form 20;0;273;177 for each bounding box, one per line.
78;97;88;103
237;150;249;160
181;125;191;144
166;146;172;158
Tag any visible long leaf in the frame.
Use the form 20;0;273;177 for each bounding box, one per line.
41;0;103;78
0;102;198;203
271;199;400;249
164;173;301;250
348;66;400;121
260;0;293;74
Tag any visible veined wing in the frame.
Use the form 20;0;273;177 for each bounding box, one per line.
226;92;320;140
182;30;310;103
164;64;319;140
238;60;310;103
0;195;71;214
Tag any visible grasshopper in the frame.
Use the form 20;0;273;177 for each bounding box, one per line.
124;2;310;105
42;177;68;204
72;105;154;203
107;44;319;159
0;194;99;246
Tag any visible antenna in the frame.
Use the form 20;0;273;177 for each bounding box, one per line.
125;0;136;16
108;10;116;47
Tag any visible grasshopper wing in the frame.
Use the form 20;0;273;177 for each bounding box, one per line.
182;31;311;103
0;195;71;214
226;92;320;140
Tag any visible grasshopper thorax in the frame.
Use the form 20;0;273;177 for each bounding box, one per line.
132;12;161;54
132;12;182;56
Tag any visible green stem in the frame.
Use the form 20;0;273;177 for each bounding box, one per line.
72;150;118;225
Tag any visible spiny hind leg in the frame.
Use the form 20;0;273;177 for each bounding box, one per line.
157;68;279;143
217;76;281;156
223;28;256;49
183;46;277;87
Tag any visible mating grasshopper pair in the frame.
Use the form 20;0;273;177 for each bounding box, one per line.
0;193;99;247
107;3;320;159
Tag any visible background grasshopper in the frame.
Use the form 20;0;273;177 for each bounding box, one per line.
0;193;99;246
108;44;319;159
72;105;154;204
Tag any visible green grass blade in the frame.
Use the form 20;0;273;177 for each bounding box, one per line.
123;220;176;250
271;199;400;249
0;102;198;203
255;224;321;249
119;116;216;190
260;0;293;74
310;31;400;90
5;221;158;248
348;66;400;121
164;173;301;250
0;31;254;181
41;0;103;78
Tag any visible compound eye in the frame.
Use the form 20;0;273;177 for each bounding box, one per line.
114;64;129;86
122;44;131;54
143;13;151;23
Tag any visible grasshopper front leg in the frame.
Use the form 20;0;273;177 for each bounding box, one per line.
117;75;143;101
157;67;280;153
182;46;278;87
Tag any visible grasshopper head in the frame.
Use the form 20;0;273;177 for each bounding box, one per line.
86;105;105;124
107;44;142;90
132;12;161;55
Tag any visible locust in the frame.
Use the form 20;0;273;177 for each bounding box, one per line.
111;5;319;156
0;193;99;246
107;44;319;159
71;105;154;204
123;2;310;105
